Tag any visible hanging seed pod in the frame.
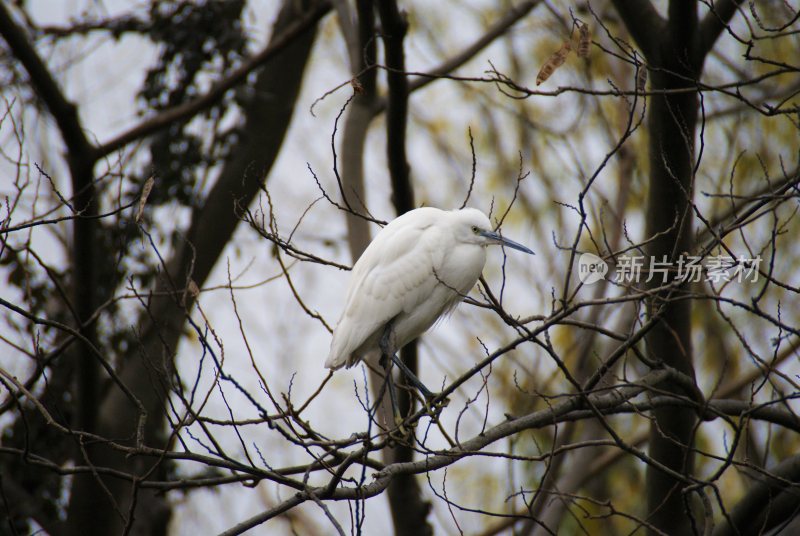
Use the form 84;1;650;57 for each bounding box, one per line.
577;23;590;58
537;39;572;86
135;176;154;223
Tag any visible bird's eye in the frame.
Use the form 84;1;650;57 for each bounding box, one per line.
471;226;480;234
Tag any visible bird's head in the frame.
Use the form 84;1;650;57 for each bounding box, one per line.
454;208;535;254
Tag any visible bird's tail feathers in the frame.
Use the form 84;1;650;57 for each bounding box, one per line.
325;346;377;370
324;351;347;370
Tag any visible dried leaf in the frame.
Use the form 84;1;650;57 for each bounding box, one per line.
187;279;200;298
636;65;648;92
351;77;364;94
748;1;765;31
536;40;572;86
135;176;154;223
577;24;590;58
183;278;200;307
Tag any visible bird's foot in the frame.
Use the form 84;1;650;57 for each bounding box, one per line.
420;391;449;419
388;418;410;442
390;402;407;432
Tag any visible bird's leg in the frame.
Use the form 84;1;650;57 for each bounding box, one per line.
367;361;406;435
368;369;390;425
379;323;445;421
379;323;406;432
384;367;404;433
388;353;436;400
392;351;449;420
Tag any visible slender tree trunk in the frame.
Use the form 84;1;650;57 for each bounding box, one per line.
337;1;432;533
376;2;433;534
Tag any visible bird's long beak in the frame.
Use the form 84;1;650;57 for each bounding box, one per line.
480;230;535;254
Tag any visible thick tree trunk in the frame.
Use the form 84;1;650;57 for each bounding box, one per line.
641;15;702;536
643;53;700;534
376;2;433;534
610;1;709;533
64;2;323;534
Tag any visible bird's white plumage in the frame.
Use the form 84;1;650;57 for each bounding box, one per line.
325;207;532;370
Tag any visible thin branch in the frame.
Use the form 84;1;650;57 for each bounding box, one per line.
695;0;745;63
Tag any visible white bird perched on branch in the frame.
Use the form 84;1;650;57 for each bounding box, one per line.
325;207;533;400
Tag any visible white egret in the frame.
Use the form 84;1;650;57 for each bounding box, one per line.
325;207;533;401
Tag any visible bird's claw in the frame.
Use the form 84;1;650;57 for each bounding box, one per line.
420;392;449;418
386;393;447;437
389;420;409;442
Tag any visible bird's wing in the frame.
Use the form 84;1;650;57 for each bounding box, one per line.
326;214;445;368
